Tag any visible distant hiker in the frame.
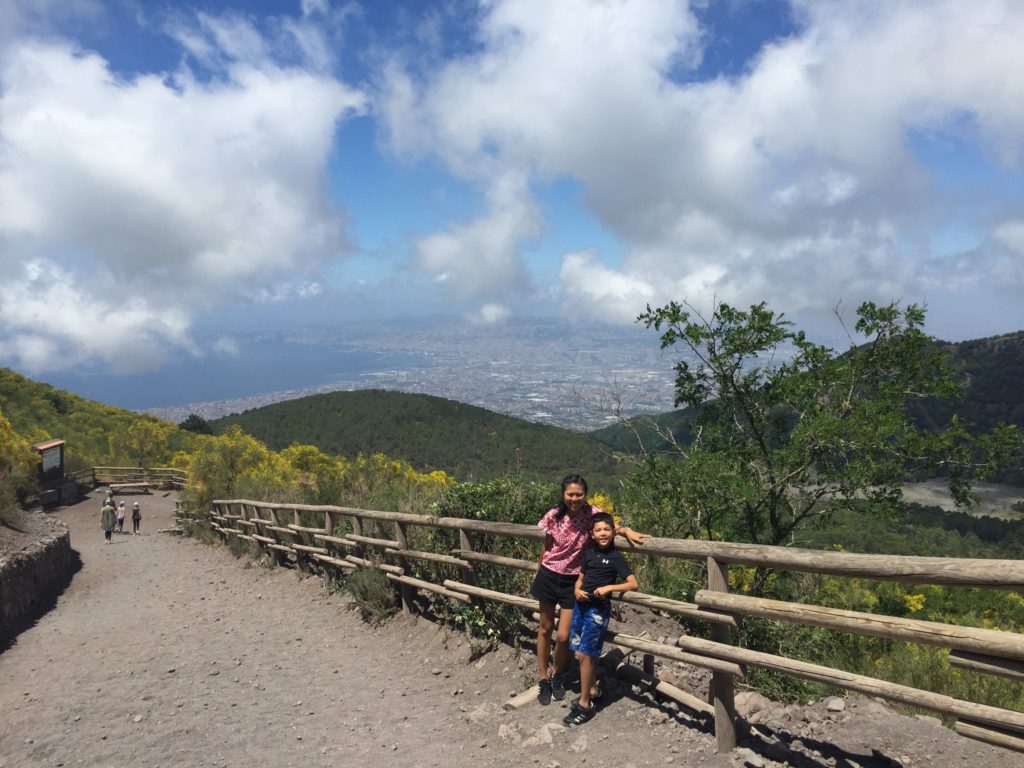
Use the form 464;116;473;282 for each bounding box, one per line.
116;502;126;533
563;511;638;726
529;474;647;706
131;501;141;535
101;501;116;544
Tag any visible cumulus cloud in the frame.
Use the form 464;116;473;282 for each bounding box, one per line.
0;6;364;373
379;0;1024;328
413;172;539;297
559;252;655;324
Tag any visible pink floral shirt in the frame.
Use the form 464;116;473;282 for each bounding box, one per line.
537;505;606;576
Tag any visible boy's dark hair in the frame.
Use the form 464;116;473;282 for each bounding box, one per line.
555;473;590;520
590;511;615;530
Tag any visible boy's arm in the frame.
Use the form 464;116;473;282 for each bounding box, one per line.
592;574;638;599
613;524;648;547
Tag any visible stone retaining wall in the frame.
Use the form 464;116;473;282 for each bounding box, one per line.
0;512;73;638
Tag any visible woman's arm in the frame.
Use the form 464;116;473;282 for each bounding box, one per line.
573;571;588;602
538;533;553;565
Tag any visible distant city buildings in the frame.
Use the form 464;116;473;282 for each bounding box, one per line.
147;318;681;431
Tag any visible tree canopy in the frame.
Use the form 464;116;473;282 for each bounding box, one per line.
624;300;1023;548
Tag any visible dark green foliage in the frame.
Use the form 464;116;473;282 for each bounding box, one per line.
588;407;696;455
800;503;1024;559
408;477;557;642
179;413;214;434
346;566;399;624
911;331;1024;433
210;389;624;486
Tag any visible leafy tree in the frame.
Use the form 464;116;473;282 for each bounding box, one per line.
184;425;272;508
627;300;1023;549
123;419;172;467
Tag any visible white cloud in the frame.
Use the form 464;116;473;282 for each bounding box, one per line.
559;252;655;324
379;0;1024;330
413;172;540;297
994;220;1024;257
467;303;511;324
0;9;365;372
211;336;240;356
0;259;194;374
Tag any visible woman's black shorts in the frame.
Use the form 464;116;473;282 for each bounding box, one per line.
530;565;577;610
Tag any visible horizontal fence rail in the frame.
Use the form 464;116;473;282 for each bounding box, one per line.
90;466;188;491
184;498;1024;755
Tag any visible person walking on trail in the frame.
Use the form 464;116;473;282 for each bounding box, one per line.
115;502;126;534
563;511;639;726
100;500;116;544
528;474;647;705
131;501;141;535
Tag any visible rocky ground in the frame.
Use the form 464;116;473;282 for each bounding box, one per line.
1;490;1021;768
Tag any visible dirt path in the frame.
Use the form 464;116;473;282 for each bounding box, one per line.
1;490;1021;768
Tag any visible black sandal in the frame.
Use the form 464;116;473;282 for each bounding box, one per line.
563;701;596;726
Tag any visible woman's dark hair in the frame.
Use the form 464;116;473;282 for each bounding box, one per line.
556;474;590;520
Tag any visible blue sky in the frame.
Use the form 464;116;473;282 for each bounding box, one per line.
1;0;1023;380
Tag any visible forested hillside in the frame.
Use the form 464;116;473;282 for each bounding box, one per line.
913;331;1024;431
210;389;623;485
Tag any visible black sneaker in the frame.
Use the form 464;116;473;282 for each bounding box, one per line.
550;673;566;701
537;679;552;706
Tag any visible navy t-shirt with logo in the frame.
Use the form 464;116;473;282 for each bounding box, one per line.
578;544;633;606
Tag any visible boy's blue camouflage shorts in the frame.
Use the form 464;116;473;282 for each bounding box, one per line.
569;601;611;658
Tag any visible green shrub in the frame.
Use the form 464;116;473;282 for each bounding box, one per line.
346;566;399;624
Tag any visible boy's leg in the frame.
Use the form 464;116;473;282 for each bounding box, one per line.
576;603;611;705
578;653;596;709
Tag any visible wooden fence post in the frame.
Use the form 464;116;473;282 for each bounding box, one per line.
393;521;416;614
707;556;737;753
458;528;478;588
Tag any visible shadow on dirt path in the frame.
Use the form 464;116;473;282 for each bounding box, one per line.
0;548;82;654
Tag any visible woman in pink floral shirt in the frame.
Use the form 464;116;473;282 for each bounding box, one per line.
529;474;647;705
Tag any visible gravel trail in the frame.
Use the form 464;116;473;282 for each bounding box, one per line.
1;490;1020;768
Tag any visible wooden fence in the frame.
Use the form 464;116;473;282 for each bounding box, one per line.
75;466;187;491
183;498;1024;755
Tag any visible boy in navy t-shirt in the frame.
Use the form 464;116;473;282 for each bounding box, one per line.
564;512;638;725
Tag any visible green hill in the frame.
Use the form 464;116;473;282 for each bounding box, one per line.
210;389;624;486
589;331;1024;456
911;331;1024;432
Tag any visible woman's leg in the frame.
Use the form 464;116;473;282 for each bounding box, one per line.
536;601;556;680
552;605;574;676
